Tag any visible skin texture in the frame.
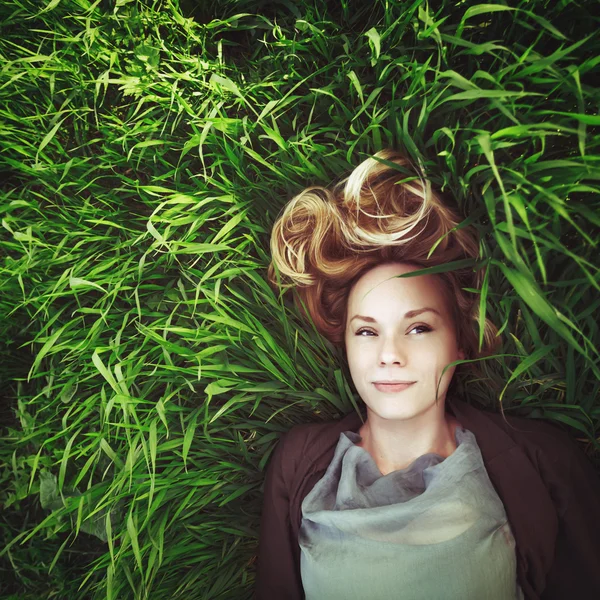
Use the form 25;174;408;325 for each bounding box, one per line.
344;262;465;476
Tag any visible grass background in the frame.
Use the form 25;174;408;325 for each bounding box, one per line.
1;0;599;598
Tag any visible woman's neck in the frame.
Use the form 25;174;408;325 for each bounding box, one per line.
356;411;460;476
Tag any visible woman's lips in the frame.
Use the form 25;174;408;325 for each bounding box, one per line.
373;382;415;393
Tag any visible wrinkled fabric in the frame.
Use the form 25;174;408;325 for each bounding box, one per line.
299;426;525;600
255;396;600;600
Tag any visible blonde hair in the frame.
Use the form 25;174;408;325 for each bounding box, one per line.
267;149;499;367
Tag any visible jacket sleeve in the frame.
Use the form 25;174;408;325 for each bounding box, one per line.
254;429;305;600
541;436;600;599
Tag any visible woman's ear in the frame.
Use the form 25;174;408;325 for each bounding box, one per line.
457;349;466;361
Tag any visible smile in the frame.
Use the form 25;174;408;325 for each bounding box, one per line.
373;382;415;393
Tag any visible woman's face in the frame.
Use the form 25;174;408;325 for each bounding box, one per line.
344;262;465;422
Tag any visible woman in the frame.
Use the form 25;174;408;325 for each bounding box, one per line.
254;150;600;600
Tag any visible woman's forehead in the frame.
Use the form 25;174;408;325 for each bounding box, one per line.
348;270;450;316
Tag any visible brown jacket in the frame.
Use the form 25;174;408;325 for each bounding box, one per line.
255;396;600;599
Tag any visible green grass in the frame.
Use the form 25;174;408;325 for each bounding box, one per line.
1;0;599;597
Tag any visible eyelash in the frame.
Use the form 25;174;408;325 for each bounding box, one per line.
355;325;432;336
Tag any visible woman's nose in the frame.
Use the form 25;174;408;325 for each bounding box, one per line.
378;337;407;365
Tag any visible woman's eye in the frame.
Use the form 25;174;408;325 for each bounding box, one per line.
410;325;432;334
355;325;432;336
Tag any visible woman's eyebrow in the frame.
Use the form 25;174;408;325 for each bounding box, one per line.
350;307;441;323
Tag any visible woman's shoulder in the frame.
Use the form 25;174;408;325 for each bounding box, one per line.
285;409;362;443
447;396;593;470
471;403;594;471
483;405;577;442
270;410;362;470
